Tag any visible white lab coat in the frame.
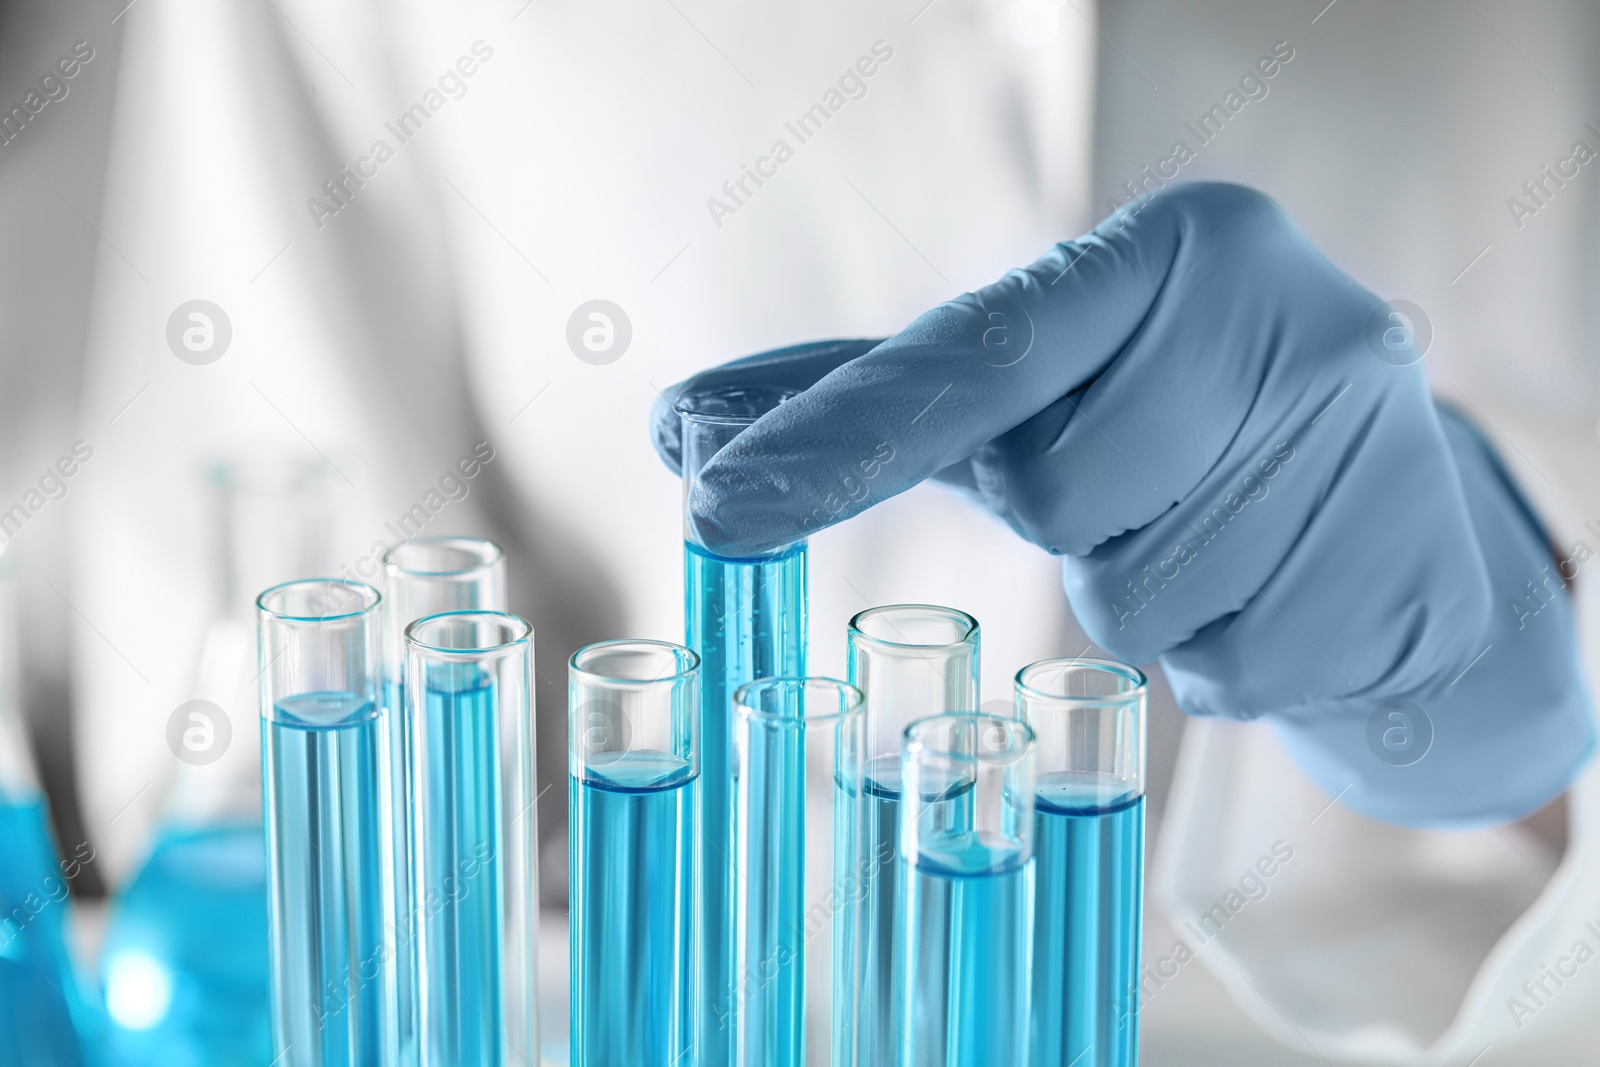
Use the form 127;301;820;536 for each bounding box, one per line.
26;0;1600;1061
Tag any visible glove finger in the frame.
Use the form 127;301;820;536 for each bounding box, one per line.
687;202;1182;556
649;339;883;476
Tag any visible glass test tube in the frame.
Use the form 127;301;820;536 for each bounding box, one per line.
731;677;868;1067
899;713;1036;1067
679;385;807;1067
406;611;538;1066
568;640;700;1067
382;536;508;1065
258;579;394;1065
1016;659;1146;1067
843;604;979;1064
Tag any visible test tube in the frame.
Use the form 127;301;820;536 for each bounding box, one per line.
730;677;869;1067
381;536;508;1064
1016;659;1146;1067
568;640;700;1067
405;611;538;1066
844;604;979;1064
679;385;807;1067
899;713;1036;1067
258;579;394;1065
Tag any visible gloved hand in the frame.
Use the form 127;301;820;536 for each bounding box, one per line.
651;182;1593;827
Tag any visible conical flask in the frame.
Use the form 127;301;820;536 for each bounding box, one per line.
0;542;100;1064
99;458;334;1065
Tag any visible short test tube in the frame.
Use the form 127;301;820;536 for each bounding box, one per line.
568;640;700;1066
406;610;539;1065
899;713;1036;1067
1016;659;1146;1067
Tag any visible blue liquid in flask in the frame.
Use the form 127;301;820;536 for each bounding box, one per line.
0;794;92;1066
263;692;391;1065
569;752;694;1067
1030;775;1144;1067
684;539;805;1065
100;823;270;1065
903;835;1032;1067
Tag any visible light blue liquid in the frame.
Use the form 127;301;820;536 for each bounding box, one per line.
263;692;392;1066
731;709;807;1067
902;836;1032;1067
851;755;915;1062
416;671;503;1064
1030;777;1144;1067
100;823;270;1065
0;794;92;1066
684;539;805;1066
386;680;420;1067
569;752;694;1067
839;758;969;1066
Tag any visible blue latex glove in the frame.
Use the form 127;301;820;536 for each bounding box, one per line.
651;182;1593;827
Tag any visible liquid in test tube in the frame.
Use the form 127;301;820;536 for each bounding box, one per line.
1018;659;1146;1067
258;579;394;1066
900;713;1036;1067
568;640;699;1067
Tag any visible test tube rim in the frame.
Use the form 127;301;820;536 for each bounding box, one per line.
568;638;701;687
256;577;380;623
674;382;801;425
405;608;532;657
733;675;863;729
847;603;979;652
902;710;1037;760
380;534;505;578
1014;657;1147;707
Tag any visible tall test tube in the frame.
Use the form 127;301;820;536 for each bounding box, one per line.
844;605;979;1063
899;713;1036;1067
258;579;394;1064
568;640;700;1066
731;678;869;1067
405;611;538;1066
382;536;508;1064
1016;659;1146;1067
679;385;807;1066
